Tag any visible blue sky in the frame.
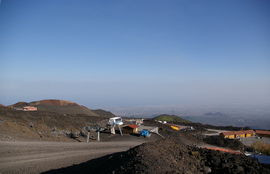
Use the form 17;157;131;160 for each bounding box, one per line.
0;0;269;110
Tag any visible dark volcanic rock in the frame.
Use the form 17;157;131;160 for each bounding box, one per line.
203;135;245;150
195;147;270;174
43;138;270;174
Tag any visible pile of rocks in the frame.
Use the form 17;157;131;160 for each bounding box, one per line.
43;138;270;174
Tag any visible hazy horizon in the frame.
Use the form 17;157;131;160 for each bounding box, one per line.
1;0;270;113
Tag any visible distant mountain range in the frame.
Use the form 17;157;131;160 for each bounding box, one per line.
183;112;270;130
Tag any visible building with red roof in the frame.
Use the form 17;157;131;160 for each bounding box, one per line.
122;124;139;134
255;130;270;137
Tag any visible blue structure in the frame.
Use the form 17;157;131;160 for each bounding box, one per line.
251;154;270;164
140;129;150;137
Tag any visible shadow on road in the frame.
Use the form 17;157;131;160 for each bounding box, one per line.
41;151;123;174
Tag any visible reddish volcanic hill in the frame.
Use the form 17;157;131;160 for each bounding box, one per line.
30;99;77;106
10;99;99;116
30;99;99;116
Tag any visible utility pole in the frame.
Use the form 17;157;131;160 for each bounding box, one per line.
86;131;90;143
97;131;100;141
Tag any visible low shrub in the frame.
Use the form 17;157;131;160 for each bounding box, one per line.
251;141;270;155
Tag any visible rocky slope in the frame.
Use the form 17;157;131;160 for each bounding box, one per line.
92;109;116;118
0;106;106;141
10;99;99;116
0;100;118;141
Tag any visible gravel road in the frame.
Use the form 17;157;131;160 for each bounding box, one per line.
0;140;145;174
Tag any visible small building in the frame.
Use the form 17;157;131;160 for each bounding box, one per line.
167;124;188;131
220;130;255;139
255;130;270;137
122;124;139;134
170;125;180;131
23;106;37;111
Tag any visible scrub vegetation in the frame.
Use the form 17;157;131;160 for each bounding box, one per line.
252;141;270;155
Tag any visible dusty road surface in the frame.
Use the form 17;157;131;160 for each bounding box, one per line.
0;140;145;174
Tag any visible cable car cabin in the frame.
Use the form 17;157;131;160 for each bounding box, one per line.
108;117;123;126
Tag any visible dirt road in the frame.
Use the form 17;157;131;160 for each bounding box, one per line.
0;140;145;174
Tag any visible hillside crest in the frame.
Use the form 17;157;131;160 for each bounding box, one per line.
9;99;99;116
153;114;190;123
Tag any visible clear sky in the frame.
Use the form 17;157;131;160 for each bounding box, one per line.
0;0;269;110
